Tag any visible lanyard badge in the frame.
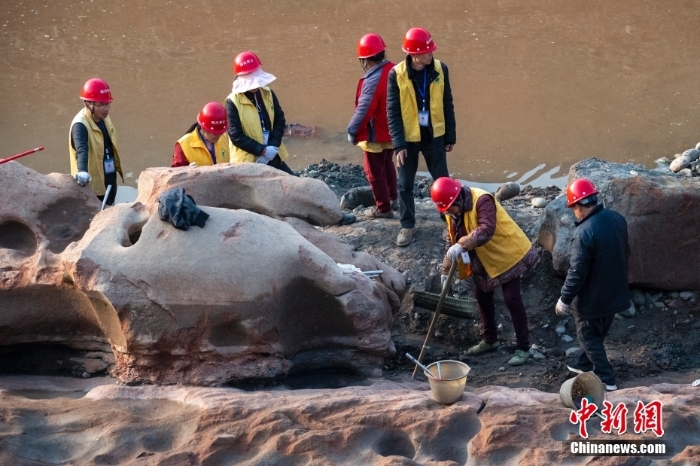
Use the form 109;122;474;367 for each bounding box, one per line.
417;67;429;127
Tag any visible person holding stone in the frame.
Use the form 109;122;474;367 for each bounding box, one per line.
431;177;538;366
69;78;123;206
172;102;230;167
387;27;456;246
347;33;398;218
556;178;630;391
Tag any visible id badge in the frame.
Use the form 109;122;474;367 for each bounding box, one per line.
262;130;270;145
103;158;116;174
418;110;429;127
461;252;471;264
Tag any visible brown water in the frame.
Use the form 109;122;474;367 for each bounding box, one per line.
2;0;699;192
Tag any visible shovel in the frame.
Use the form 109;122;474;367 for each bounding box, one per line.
411;260;458;378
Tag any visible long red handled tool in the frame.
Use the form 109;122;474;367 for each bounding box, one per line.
0;146;44;164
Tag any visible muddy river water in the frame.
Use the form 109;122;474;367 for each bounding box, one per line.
1;0;699;193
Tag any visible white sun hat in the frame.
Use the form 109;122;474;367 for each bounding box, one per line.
232;67;277;94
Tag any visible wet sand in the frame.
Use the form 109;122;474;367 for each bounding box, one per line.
1;0;699;189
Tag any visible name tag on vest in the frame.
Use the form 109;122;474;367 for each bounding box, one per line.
418;111;429;127
104;158;115;174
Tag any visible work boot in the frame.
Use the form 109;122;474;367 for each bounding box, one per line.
368;207;394;219
508;349;531;366
396;227;414;247
467;340;501;355
391;199;400;211
338;213;356;226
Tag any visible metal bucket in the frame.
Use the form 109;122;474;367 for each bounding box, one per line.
424;360;471;405
559;372;605;409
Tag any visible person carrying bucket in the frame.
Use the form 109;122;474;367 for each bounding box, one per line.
172;102;230;167
387;27;456;247
225;51;294;175
430;177;539;366
69;78;123;206
555;178;630;391
347;33;398;218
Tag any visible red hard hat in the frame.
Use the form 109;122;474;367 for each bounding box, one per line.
402;27;437;54
80;78;113;103
566;178;599;207
233;51;262;76
197;102;228;135
431;177;463;213
357;33;386;59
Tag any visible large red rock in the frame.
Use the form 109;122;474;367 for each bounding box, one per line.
1;376;697;465
61;203;395;385
135;164;344;226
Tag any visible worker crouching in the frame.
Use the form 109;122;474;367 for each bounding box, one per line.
431;177;539;366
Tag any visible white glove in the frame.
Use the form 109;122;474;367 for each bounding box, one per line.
446;243;464;262
265;146;279;159
189;162;197;167
347;133;355;144
255;154;269;164
441;275;449;287
556;298;571;316
74;171;91;186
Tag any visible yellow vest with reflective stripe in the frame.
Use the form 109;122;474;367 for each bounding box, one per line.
394;59;445;143
69;108;122;196
227;87;289;163
446;188;532;279
177;129;230;166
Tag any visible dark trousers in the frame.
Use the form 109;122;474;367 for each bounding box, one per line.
97;172;117;206
269;155;296;176
474;275;530;351
397;136;449;228
363;148;397;213
573;313;616;386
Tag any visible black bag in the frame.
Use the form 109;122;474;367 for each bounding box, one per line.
157;187;209;231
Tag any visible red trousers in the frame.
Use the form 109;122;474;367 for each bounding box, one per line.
363;148;398;213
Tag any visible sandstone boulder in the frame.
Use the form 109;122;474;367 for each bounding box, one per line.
283;217;406;312
538;158;700;290
61;203;395;385
0;162;109;351
135;164;343;226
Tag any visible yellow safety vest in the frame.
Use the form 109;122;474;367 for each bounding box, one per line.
227;87;289;163
394;59;445;143
69;108;123;197
177;129;230;166
446;188;532;279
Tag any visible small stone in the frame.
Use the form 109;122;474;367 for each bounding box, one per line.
628;325;635;329
561;335;574;343
555;326;566;334
566;347;580;357
498;366;505;372
531;344;540;350
532;351;546;361
495;182;520;202
670;155;692;172
670;291;680;298
542;323;549;328
680;291;694;301
629;170;638;176
531;197;548;208
497;323;503;330
82;372;91;379
654;302;666;309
